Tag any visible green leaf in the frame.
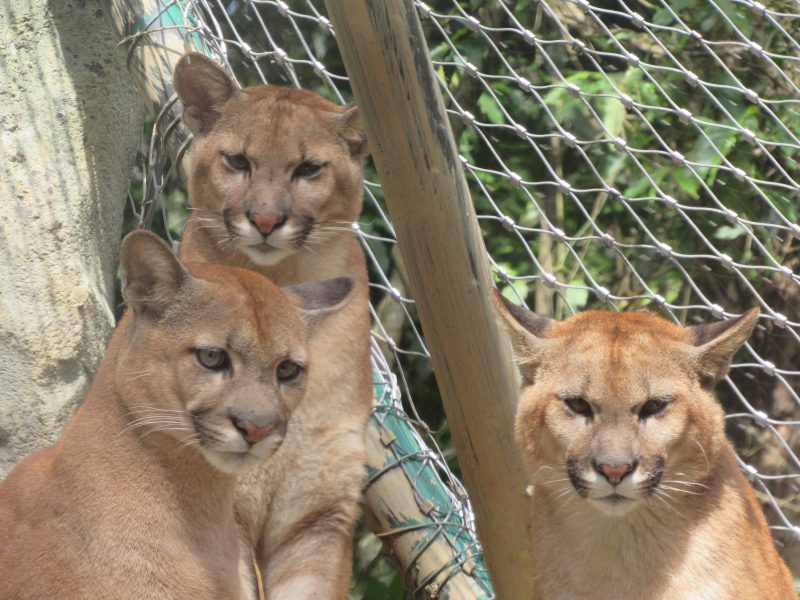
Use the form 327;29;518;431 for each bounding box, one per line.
564;280;589;310
690;126;737;166
715;0;753;37
499;276;529;303
624;175;655;199
458;127;480;164
673;168;701;199
602;97;626;138
713;224;745;240
653;8;673;26
685;124;738;190
429;42;451;62
478;92;505;125
671;0;695;11
519;201;540;227
625;166;669;199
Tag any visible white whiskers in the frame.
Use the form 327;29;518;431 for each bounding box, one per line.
119;404;192;439
694;439;711;474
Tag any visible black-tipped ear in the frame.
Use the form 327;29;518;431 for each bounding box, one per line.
688;308;759;384
120;230;190;317
490;288;552;371
173;53;239;135
330;103;368;157
284;277;355;327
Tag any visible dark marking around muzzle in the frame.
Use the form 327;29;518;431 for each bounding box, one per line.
641;458;666;495
567;459;591;497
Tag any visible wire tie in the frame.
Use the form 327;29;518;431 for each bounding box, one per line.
381;430;397;447
462;558;476;575
419;498;436;514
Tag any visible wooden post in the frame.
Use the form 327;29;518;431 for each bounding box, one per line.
324;2;536;598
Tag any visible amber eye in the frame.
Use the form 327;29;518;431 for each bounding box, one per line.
639;397;672;420
195;348;230;371
292;161;324;180
222;152;250;172
563;396;593;419
276;360;302;382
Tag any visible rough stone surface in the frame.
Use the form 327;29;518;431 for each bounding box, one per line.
0;0;143;477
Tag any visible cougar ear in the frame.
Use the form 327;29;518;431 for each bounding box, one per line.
284;277;356;327
688;308;759;384
490;288;552;374
331;103;368;158
120;230;190;317
173;53;239;135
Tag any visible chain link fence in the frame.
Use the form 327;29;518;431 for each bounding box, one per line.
121;0;800;593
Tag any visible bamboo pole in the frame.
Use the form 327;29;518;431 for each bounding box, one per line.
324;2;536;598
366;373;494;598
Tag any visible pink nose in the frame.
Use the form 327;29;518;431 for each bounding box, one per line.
597;463;634;485
249;213;284;236
233;419;276;444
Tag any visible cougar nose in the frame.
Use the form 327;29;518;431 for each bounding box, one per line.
594;461;637;485
248;212;285;236
231;415;281;444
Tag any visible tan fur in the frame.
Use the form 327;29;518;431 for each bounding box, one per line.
493;292;796;600
0;231;352;600
173;54;372;599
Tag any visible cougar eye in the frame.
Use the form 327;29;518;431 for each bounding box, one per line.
222;152;250;173
276;360;302;382
195;348;230;371
639;397;672;420
292;161;324;180
563;396;594;419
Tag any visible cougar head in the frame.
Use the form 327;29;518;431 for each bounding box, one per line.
118;230;354;474
492;290;758;516
173;53;367;267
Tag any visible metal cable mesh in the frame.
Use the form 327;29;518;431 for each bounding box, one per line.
126;0;800;590
415;0;800;551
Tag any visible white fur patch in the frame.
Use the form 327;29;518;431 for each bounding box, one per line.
241;245;294;267
202;433;285;475
233;219;301;266
269;575;328;600
585;464;642;515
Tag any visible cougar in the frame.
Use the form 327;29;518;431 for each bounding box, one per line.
492;290;796;600
0;230;353;599
173;53;372;599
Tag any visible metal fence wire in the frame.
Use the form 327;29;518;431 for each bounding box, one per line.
123;0;800;593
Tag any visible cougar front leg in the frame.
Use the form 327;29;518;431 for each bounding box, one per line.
262;506;358;600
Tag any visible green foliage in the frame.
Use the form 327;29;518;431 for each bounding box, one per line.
424;0;798;325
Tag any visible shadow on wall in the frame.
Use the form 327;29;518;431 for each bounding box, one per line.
0;0;142;477
47;0;144;299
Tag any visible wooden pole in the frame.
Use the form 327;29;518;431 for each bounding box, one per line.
365;377;495;598
323;2;536;598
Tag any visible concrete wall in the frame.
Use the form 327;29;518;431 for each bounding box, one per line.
0;0;143;477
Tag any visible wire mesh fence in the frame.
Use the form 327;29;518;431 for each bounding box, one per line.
413;0;800;567
119;0;800;593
